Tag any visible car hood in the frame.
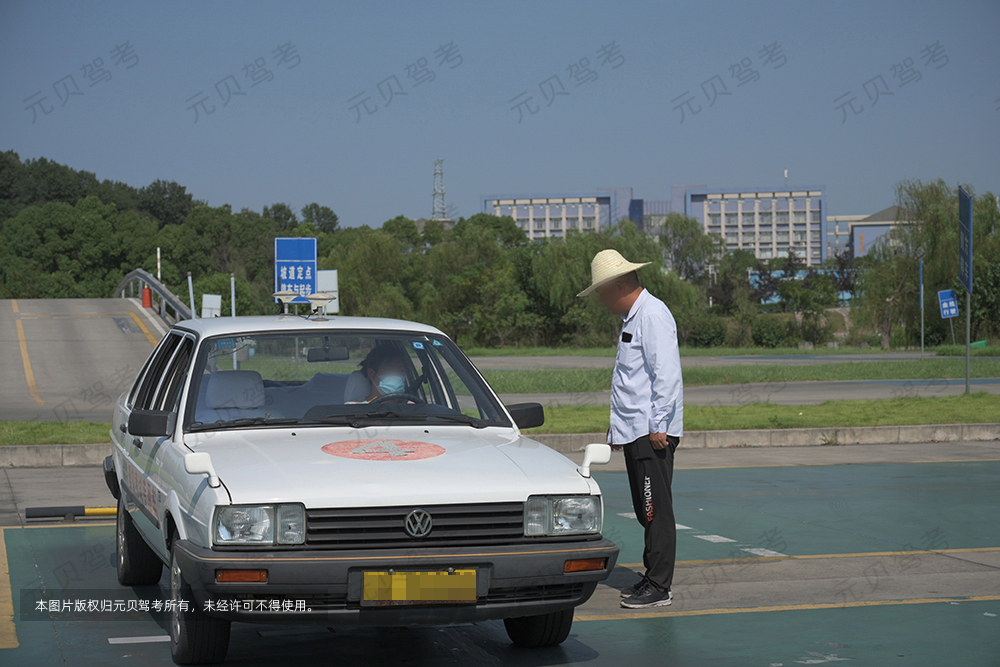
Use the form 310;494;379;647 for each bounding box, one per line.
183;425;597;507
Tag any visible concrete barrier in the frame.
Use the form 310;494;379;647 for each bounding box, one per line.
2;423;998;465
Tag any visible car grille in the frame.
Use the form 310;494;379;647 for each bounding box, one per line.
305;502;525;549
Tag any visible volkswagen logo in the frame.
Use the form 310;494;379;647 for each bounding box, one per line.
404;509;433;538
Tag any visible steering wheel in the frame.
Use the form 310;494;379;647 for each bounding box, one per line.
369;392;426;406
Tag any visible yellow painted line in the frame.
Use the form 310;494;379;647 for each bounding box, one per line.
18;313;131;318
575;594;1000;622
10;299;18;314
129;312;157;346
14;319;48;407
0;529;18;649
0;523;115;530
83;508;117;517
618;545;1000;568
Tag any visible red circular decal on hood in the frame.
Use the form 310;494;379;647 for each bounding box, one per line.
322;439;445;461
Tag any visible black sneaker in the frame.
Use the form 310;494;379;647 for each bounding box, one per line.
620;580;673;609
620;575;649;598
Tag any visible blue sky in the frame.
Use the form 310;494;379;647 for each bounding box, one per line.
2;0;998;227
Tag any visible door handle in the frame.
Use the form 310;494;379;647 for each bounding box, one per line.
132;437;142;449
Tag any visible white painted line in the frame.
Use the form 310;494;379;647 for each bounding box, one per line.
108;635;170;644
694;534;737;543
129;297;167;337
741;547;787;557
617;513;693;531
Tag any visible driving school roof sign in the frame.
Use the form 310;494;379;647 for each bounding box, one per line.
274;237;317;304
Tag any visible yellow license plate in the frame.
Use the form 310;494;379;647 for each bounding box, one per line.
362;570;477;605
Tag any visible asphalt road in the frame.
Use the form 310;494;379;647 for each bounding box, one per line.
2;440;998;665
0;298;164;422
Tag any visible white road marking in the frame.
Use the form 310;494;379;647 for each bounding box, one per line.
742;547;787;557
108;635;170;644
616;512;693;530
694;534;737;543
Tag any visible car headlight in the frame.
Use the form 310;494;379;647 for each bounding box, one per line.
524;495;602;536
213;504;305;545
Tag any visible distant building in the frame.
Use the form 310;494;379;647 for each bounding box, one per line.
827;214;867;257
684;186;828;266
480;184;831;267
480;191;617;240
847;206;912;258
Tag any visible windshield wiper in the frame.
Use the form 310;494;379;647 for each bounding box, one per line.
189;417;300;431
304;410;490;428
406;413;492;428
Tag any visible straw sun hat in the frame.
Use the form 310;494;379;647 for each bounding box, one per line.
576;249;651;297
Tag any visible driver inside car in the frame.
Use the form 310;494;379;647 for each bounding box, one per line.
347;345;413;404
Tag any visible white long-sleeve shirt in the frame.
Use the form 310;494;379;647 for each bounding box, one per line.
608;288;684;444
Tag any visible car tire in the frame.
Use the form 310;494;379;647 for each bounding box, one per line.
116;493;163;586
503;608;574;647
169;532;230;665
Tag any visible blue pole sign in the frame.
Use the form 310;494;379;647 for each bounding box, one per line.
937;290;958;319
958;187;973;293
274;237;317;304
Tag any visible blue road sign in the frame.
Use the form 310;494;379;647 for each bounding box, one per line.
938;290;958;319
958;187;973;293
274;237;317;304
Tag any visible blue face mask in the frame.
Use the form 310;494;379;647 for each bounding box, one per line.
377;373;406;395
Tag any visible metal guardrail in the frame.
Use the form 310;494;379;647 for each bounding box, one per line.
113;268;192;324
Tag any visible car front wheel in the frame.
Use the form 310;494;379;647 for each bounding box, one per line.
116;493;163;586
169;533;231;665
503;608;574;647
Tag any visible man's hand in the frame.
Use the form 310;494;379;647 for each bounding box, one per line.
650;432;669;450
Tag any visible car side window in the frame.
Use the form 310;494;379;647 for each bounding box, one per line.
133;332;182;410
127;333;170;408
151;337;195;413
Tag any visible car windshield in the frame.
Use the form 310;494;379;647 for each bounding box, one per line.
184;330;510;431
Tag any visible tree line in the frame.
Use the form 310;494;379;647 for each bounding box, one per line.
1;151;996;349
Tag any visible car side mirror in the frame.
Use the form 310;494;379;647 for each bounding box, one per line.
184;452;220;488
128;409;175;437
507;402;544;430
577;443;612;478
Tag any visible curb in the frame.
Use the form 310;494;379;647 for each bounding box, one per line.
2;422;999;466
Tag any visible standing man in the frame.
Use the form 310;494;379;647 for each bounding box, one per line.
578;249;684;609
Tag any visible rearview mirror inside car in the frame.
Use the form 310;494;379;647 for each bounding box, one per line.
307;346;350;362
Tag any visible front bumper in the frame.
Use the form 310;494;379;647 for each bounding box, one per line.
172;537;619;625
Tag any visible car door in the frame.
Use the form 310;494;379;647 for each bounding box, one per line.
119;331;183;545
144;333;196;555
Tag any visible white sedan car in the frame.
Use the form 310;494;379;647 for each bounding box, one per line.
104;314;618;664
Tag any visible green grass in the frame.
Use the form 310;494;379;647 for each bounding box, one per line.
464;345;909;358
934;344;1000;357
522;393;1000;434
0;421;111;446
481;358;1000;394
5;392;999;443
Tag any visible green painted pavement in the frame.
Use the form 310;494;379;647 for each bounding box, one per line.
596;461;1000;566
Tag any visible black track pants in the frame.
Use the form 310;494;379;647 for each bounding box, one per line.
622;433;680;591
